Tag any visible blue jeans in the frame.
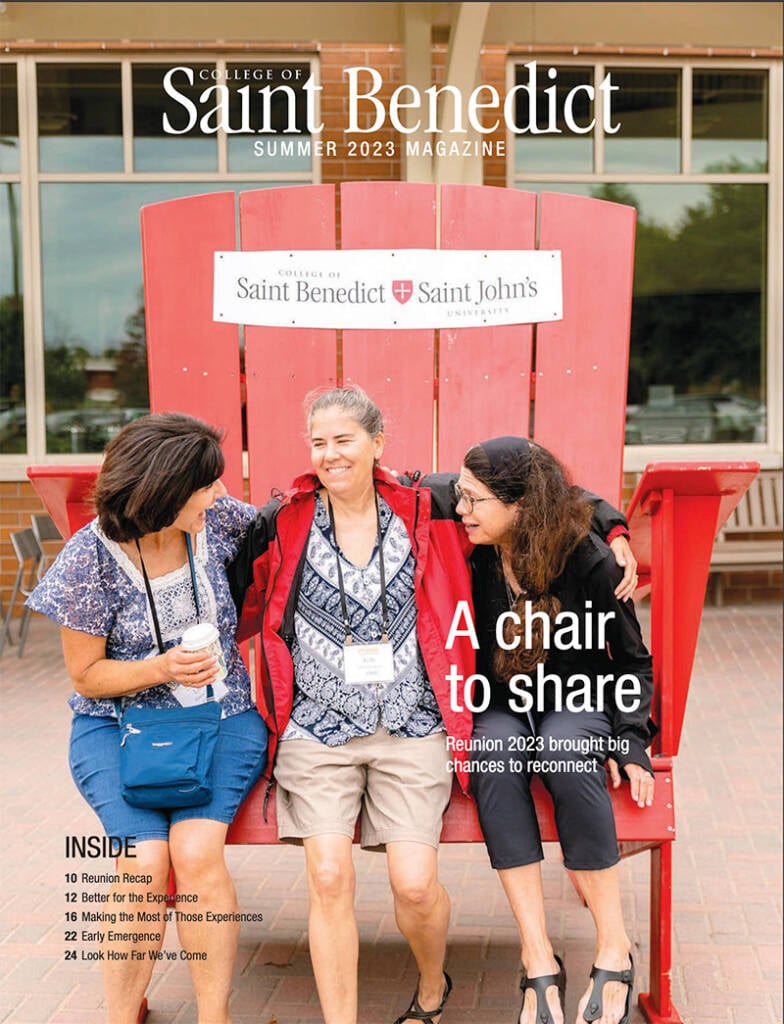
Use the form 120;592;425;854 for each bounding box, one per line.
69;708;268;842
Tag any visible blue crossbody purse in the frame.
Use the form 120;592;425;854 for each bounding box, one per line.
115;535;221;810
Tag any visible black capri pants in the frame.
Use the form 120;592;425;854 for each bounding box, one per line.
469;706;619;872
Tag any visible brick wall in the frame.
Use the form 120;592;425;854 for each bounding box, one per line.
318;43;509;187
0;482;59;619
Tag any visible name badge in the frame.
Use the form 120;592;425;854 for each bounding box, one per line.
343;641;395;686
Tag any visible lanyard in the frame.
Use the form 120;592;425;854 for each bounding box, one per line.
326;492;390;645
135;533;200;653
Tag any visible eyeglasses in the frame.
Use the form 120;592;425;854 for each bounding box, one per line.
454;484;499;512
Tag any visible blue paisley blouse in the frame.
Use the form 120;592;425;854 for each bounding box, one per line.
27;496;256;719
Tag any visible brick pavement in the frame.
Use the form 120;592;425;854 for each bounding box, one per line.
0;604;781;1024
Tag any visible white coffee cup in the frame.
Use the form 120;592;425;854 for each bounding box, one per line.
181;622;228;681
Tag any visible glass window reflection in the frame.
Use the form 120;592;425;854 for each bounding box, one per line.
133;64;218;171
0;183;25;453
604;69;680;173
39;182;276;453
606;182;768;444
0;64;21;173
513;65;594;173
692;71;767;172
37;64;123;172
226;62;313;173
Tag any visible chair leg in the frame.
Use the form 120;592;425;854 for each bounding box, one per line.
0;574;23;656
638;842;684;1023
0;611;13;654
17;607;34;657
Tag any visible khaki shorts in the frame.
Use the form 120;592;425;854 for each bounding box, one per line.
274;728;452;850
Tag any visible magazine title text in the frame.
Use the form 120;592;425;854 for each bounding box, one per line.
161;63;619;136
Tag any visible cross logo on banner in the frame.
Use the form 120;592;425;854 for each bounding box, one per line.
391;280;414;304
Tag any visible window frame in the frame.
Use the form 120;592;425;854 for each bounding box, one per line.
0;52;320;479
506;54;782;471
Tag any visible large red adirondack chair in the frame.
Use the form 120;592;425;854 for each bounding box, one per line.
28;182;757;1024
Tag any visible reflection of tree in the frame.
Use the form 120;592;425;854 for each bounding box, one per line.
0;294;24;404
45;344;89;409
114;289;149;408
595;179;765;403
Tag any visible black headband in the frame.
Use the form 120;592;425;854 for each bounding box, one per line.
478;436;531;500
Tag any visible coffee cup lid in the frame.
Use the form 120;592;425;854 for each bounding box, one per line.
181;623;219;649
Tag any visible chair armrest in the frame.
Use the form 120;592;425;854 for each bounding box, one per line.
626;461;759;757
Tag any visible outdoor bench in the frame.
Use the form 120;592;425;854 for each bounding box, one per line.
27;181;757;1024
709;468;782;604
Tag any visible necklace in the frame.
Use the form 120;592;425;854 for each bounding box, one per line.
498;548;524;609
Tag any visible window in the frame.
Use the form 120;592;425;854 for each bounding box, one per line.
1;55;317;462
510;59;776;456
0;63;24;454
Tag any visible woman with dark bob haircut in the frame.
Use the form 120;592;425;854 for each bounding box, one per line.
28;412;267;1024
457;437;655;1024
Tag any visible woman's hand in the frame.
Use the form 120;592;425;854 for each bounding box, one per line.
61;626;218;698
607;758;654;808
160;645;219;688
609;535;638;601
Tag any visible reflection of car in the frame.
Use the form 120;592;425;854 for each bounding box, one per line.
0;405;26;444
625;394;764;444
46;407;149;451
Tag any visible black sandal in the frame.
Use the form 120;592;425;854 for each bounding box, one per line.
394;971;453;1024
517;954;566;1024
582;955;634;1023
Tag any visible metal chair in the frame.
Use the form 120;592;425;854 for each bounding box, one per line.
0;529;43;657
31;512;63;575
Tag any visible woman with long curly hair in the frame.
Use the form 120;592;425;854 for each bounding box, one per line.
457;437;655;1024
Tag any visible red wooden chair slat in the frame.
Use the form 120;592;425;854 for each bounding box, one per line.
239;185;338;504
534;192;636;508
139;192;244;497
437;185;537;470
340;181;437;473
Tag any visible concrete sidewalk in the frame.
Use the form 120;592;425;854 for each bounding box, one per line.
1;604;781;1024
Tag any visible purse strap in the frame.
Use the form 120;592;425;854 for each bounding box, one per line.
136;532;200;651
115;532;212;717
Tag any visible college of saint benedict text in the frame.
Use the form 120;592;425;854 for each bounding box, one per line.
160;62;620;161
63;836;263;963
444;600;642;775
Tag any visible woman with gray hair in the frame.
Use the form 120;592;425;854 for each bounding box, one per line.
230;387;636;1024
231;385;473;1024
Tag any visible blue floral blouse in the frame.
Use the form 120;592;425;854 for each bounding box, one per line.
27;497;256;719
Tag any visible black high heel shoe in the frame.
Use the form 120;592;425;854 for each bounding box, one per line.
516;954;566;1024
581;954;634;1024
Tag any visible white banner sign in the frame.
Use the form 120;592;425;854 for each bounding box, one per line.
213;249;562;330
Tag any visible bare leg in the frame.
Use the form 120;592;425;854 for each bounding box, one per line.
303;834;358;1024
498;863;564;1024
386;842;451;1021
572;866;632;1024
168;819;238;1024
101;841;170;1024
